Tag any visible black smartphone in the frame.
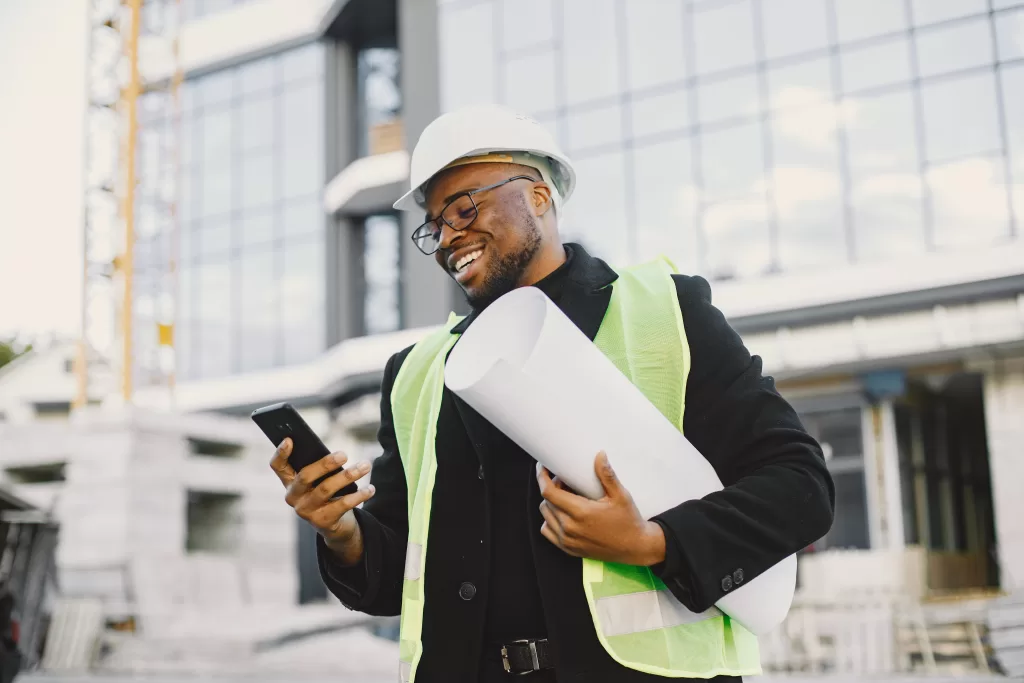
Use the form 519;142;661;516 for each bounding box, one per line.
251;402;359;497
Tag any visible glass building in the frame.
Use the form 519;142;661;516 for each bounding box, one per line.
440;0;1024;279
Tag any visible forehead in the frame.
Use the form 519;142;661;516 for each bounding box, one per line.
424;163;515;207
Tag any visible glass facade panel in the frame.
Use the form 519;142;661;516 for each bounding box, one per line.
911;0;988;26
438;0;1021;282
501;0;554;52
563;151;630;266
693;0;757;75
834;0;907;43
439;2;498;109
563;0;621;105
697;73;760;125
503;50;558;116
364;215;403;336
841;37;913;94
171;42;326;380
915;16;993;79
761;0;830;60
845;90;925;260
921;72;1002;163
631;89;690;139
566;104;624;154
625;0;688;91
995;8;1024;61
1002;64;1024;224
632;138;698;273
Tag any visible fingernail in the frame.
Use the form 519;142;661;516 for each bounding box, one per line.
356;461;371;473
367;485;376;495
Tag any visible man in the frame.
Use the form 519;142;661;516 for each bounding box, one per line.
271;104;834;682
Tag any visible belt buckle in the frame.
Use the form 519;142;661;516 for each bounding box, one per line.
501;639;540;675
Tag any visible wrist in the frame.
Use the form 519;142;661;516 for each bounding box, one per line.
637;521;666;567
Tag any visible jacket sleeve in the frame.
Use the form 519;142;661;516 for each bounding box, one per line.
650;275;835;613
317;349;411;617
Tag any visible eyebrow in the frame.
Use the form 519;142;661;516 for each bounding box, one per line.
425;187;479;222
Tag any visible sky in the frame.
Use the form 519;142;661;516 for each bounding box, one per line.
0;0;87;341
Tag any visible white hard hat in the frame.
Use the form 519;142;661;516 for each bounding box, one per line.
393;103;576;212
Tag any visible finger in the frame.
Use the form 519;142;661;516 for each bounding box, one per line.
270;438;296;486
538;500;566;542
538;470;586;519
291;451;351;496
297;460;371;509
595;451;625;500
308;485;377;533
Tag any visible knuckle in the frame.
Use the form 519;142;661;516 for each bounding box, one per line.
315;481;335;499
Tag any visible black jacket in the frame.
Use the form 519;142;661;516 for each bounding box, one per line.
318;244;835;682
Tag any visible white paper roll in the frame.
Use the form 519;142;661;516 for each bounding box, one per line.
444;286;796;635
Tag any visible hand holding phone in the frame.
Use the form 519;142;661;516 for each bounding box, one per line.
255;403;375;558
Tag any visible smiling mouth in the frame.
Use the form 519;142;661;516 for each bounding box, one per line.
452;248;484;275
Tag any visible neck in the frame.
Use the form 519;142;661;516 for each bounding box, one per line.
518;241;567;287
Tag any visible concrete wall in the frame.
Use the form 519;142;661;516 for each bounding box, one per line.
980;355;1024;591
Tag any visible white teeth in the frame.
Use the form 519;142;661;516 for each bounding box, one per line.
455;250;483;272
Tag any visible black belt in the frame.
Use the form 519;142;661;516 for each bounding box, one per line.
499;638;553;674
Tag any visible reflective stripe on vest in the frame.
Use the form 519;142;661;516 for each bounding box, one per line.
389;257;761;680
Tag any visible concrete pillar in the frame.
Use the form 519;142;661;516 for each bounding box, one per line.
861;400;905;550
981;356;1024;591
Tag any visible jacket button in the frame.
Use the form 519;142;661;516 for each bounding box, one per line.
459;582;477;601
478;465;484;480
733;568;744;585
721;575;734;592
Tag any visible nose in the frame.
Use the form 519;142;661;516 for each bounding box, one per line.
437;219;464;251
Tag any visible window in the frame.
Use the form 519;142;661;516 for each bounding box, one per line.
563;0;621;105
835;0;907;43
911;0;988;26
566;104;624;153
697;73;760;125
281;237;325;365
239;153;274;210
239;96;274;152
771;103;846;270
561;151;630;266
631;88;690;139
915;16;993;79
364;215;402;335
625;0;687;91
281;41;324;82
699;121;766;202
281;82;323;199
845;90;924;260
239;210;274;248
239;247;277;372
768;57;834;110
186;491;243;554
632;137;698;273
281;198;323;240
501;0;554;52
439;2;497;109
702;195;772;279
928;157;1012;248
921;72;1002;163
841;38;913;94
1002;64;1024;223
358;48;402;156
995;8;1024;61
693;1;757;76
760;0;830;60
197;216;232;260
4;463;66;483
238;55;275;96
200;167;232;218
503;50;558;116
801;408;869;551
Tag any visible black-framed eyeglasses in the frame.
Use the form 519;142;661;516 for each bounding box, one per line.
410;175;539;255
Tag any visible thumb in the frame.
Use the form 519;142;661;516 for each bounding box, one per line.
595;452;624;499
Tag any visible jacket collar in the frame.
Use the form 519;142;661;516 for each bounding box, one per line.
450;242;618;334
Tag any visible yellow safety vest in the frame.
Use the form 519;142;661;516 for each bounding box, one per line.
389;256;761;681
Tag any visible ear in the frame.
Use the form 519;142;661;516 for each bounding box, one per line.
532;182;554;217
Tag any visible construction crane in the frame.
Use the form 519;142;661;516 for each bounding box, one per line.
75;0;183;410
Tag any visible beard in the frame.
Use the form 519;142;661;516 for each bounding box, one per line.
464;198;543;310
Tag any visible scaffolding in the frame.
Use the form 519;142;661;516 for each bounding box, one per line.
76;0;184;410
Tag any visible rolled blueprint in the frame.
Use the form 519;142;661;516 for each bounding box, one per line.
444;285;796;635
